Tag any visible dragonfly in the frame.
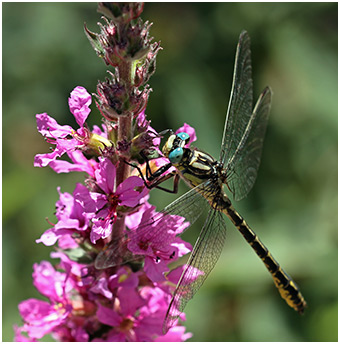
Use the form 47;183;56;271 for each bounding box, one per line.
95;30;307;333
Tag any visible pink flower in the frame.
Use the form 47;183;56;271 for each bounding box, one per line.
108;267;140;289
18;6;195;341
13;325;37;342
48;150;98;176
18;299;71;339
68;86;92;126
32;261;74;301
126;206;192;282
90;276;113;299
156;326;193;342
17;261;73;339
36;184;92;247
34;87;92;167
33;112;77;168
96;284;168;341
78;157;148;243
34;87;112;172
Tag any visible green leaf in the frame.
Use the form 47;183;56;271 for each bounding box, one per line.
84;24;105;58
63;247;93;264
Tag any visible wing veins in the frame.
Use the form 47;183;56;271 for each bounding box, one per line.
163;205;227;333
95;180;217;269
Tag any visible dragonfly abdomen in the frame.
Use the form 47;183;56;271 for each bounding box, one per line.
222;201;307;314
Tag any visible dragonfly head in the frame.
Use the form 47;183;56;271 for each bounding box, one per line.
162;132;190;164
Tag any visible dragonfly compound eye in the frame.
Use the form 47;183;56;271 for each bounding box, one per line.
176;132;190;142
169;147;184;164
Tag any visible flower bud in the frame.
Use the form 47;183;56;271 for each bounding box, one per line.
84;21;121;67
85;10;158;67
97;2;144;24
129;86;151;117
134;42;162;87
130;131;159;161
95;73;151;120
95;77;129;120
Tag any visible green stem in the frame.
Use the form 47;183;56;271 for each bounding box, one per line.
116;60;133;184
114;59;133;239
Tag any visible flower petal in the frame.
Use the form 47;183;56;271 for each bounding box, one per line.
96;304;121;327
94;158;116;194
36;113;73;139
68;86;92;127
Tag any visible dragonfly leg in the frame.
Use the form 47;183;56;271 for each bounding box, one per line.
150;172;180;194
140;150;172;182
125;152;180;194
157;128;174;137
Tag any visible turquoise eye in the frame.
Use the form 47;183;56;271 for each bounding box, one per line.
176;132;190;142
169;147;183;163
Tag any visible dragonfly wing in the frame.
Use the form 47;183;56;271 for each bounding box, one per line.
94;235;144;269
163;207;227;334
161;180;214;226
94;180;216;269
226;86;272;201
219;30;253;167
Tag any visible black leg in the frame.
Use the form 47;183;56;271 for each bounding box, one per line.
124;153;180;194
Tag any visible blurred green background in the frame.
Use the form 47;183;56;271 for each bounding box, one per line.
3;2;337;342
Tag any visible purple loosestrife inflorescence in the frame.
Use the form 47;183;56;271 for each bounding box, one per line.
15;3;195;342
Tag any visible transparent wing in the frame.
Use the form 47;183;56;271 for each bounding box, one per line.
163;207;227;334
219;30;253;167
94;233;141;270
95;180;217;269
226;86;272;201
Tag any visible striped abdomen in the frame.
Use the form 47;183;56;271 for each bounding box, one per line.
222;200;307;314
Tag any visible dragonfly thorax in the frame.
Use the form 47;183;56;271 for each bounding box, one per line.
178;148;221;188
